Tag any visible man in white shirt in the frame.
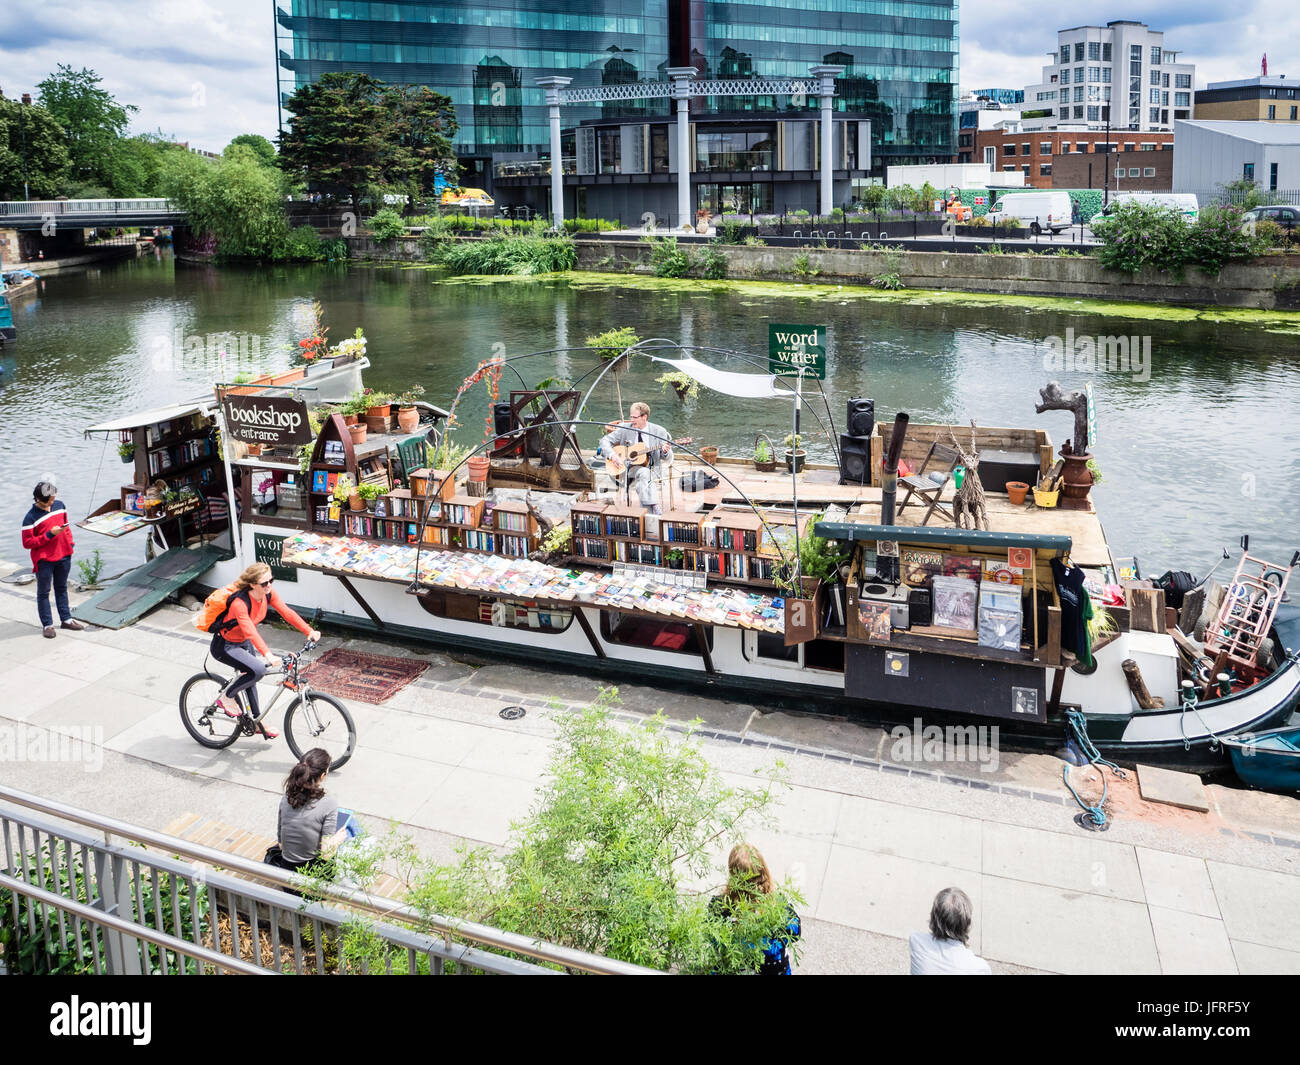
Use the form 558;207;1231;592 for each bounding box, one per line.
909;887;992;975
597;401;674;513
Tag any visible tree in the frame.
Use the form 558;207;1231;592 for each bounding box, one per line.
103;133;181;197
385;84;458;206
225;133;276;168
0;94;69;198
158;146;290;259
279;72;393;210
36;65;137;190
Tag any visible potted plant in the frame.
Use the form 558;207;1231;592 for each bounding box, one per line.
117;441;136;465
364;389;393;420
666;548;684;570
784;433;806;473
696;208;711;234
540;524;572;562
348;420;367;445
357;482;386;510
656;371;698;401
700;445;719;465
396;385;425;433
341;391;369;426
753;434;777;473
333;474;361;511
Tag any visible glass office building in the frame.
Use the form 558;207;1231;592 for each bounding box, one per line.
274;0;958;175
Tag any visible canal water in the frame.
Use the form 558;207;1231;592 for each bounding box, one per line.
3;250;1298;581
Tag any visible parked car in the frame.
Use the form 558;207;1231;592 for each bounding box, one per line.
1089;193;1199;225
1242;205;1299;230
986;191;1073;234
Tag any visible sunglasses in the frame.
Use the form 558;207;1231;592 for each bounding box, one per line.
259;579;274;588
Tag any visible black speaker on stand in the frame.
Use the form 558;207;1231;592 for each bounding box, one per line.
839;433;871;485
493;401;523;456
847;397;875;439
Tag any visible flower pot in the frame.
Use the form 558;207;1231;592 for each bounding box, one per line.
1006;480;1029;505
1033;487;1059;508
785;449;806;473
467;456;491;483
348;423;368;445
269;369;305;386
668;557;683;570
1060;453;1094;512
120;451;135;464
397;406;420;433
700;446;719;465
366;404;391;419
754;458;777;473
343;414;359;426
348;492;364;512
246;443;264;457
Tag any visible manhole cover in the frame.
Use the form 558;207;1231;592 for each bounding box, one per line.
499;705;526;721
1073;811;1110;832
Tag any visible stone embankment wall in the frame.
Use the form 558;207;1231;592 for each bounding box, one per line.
345;236;1300;309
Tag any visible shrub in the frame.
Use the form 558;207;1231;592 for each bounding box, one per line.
742;235;766;246
791;252;820;280
437;233;577;275
1252;219;1289;248
695;241;729;279
1185;204;1266;275
586;326;641;361
870;271;904;290
859;184;887;213
281;225;341;262
717;221;745;245
645;235;693;277
1092;201;1264;276
367;208;406;242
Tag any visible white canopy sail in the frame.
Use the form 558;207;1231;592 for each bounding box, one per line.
646;356;794;400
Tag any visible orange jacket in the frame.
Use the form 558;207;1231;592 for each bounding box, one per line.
221;587;310;656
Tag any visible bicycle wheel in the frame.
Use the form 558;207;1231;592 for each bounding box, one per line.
284;692;356;770
179;672;243;749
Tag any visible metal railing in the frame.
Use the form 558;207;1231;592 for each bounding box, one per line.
0;199;178;218
0;785;656;976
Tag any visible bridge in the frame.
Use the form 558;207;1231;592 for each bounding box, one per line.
0;198;188;230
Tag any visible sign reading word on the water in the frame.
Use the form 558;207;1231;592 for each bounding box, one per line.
222;394;313;447
768;323;826;380
254;532;297;582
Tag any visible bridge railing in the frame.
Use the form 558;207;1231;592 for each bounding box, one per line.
0;199;177;218
0;784;655;975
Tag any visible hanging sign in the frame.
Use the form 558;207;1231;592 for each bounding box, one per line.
254;532;297;582
222;394;313;447
768;324;826;380
1086;381;1097;449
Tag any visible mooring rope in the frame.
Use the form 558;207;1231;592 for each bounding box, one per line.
1063;709;1127;828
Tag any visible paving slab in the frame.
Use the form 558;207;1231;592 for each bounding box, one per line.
835;793;983;872
1147;906;1237;975
1136;763;1210;813
1207;860;1300;952
980;875;1160;975
408;766;539;847
459;727;553;781
1230;940;1300;975
29;635;141;684
815;844;985;951
0;665;93;721
28;685;172;743
104;706;229;772
981;819;1145;902
1134;848;1220;918
358;711;488;768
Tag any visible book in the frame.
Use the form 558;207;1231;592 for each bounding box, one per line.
943;555;982;583
901;548;943;587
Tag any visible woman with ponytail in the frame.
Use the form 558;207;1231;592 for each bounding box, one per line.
270;748;350;874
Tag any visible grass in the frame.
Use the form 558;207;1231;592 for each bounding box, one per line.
436;234;577;276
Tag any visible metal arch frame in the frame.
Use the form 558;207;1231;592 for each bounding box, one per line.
538;64;844;229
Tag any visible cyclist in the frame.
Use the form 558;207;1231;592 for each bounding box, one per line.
212;563;320;738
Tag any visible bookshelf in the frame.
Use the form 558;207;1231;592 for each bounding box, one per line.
130;411;221;500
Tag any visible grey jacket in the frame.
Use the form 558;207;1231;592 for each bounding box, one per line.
278;793;339;865
598;421;673;469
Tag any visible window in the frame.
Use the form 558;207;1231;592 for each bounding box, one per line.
1143;168;1156;177
1292;106;1299;120
1061;141;1071;152
1115;167;1125;178
1040;141;1053;155
1131;61;1143;78
1129;107;1141;126
1150;46;1161;65
1088;85;1100;102
1243;163;1254;181
1075;42;1085;62
1128;167;1140;177
1130;44;1142;60
1163;73;1170;88
600;611;712;657
1161;110;1169;125
1087;66;1099;82
1038;164;1051;177
1162;92;1169;106
1075;106;1085;119
1124;141;1136;151
1150;70;1161;86
1087;105;1099;122
1075;67;1085;85
1022;165;1031;176
1060;89;1070;103
1148;108;1160;124
1102;43;1112;61
1022;142;1031;155
1102;68;1111;83
1175;73;1191;88
1268;88;1278;98
1174;110;1188;120
1088;41;1100;60
1061;68;1070;84
1060;45;1070;64
597;128;621;174
1004;143;1015;156
1272;162;1279;191
958;133;972;147
1003;165;1016;172
1075;87;1084;102
1103;86;1112;102
1150;88;1160;104
1175;92;1189;107
1268;105;1276;120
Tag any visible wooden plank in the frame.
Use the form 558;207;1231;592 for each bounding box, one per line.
337;573;386;630
1039;605;1061;666
573;606;607;659
694;624;717;674
1048;668;1066;714
1128;587;1165;633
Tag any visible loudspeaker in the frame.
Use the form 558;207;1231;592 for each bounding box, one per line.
493;401;514;436
847;397;875;439
839;433;871;485
908;587;932;627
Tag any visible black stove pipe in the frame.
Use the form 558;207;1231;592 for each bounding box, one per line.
877;413;909;582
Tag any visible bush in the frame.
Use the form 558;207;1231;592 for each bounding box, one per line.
436;233;577;275
717;221;745;245
1092;201;1264;276
368;207;406;242
695;241;729;279
791;252;820;280
1185;204;1266;275
1252;219;1289;248
280;224;344;262
564;217;619;234
646;235;693;277
859;184;887;212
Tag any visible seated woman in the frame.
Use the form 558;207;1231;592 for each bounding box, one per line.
709;842;801;975
272;748;350;876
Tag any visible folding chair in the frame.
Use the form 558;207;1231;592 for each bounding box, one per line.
896;442;960;526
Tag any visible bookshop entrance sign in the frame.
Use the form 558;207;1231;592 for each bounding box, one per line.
222;395;313;447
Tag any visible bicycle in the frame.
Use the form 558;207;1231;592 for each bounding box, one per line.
178;639;356;770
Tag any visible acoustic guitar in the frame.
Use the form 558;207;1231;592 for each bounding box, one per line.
604;436;693;477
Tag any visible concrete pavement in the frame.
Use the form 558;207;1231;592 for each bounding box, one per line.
1;574;1298;975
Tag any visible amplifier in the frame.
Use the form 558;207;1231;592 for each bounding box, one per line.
908;586;932;627
859;580;910;631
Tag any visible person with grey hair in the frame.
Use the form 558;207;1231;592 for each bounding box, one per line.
21;475;84;639
909;887;991;975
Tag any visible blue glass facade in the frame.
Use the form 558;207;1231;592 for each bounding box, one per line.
275;0;957;168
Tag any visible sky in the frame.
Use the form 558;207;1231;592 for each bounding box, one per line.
0;1;1289;153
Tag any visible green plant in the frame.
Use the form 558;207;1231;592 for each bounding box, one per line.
117;440;136;459
361;389;394;409
870;271;904;290
368;207;406;242
1088;606;1118;644
585;326;641;361
541;524;572;556
741;235;766;246
980;243;1005;255
332;473;355;503
666;548;684;564
397;384;426;406
754;438;772;463
1185;204;1266;276
656;371;699;400
695;241;729;279
356;482;386;501
644;235;693;277
717;221;745;245
783;433;803;449
232;371;254;384
791;208;810;219
1086;457;1103;485
436;233;577;275
428;438;472;472
962;214;991;228
1253;219;1289;248
1090;202;1190;274
791;252;820;280
797;511;843;584
76;548;105;587
859;184;887;212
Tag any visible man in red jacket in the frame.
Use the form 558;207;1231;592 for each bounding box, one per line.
21;478;85;639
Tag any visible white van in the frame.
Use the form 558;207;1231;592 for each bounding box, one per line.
986;191;1074;234
1089;193;1198;225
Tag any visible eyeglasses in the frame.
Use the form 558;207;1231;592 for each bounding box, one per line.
259;579;274;588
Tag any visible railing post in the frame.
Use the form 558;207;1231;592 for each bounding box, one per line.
92;835;142;975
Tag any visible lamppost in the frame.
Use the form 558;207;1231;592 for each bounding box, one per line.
19;92;31;201
1102;104;1110;208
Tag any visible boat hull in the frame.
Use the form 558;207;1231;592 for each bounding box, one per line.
1222;727;1300;791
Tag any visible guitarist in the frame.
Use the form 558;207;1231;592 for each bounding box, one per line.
598;402;674;513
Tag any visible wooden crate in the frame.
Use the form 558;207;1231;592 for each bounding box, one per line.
603;503;646;541
443;494;485;528
570;499;607;539
408;468;455;502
